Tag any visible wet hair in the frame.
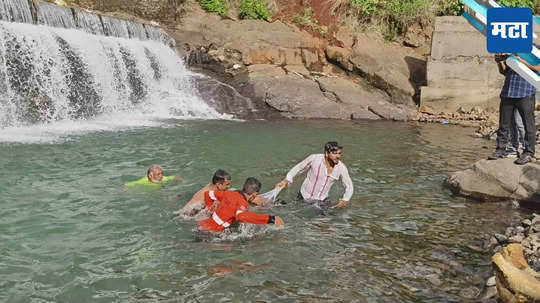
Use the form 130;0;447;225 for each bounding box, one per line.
147;165;162;177
212;169;231;185
324;141;343;153
242;177;261;195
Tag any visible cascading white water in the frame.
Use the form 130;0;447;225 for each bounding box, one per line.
126;20;147;40
0;20;228;132
145;24;176;47
74;9;104;36
0;0;32;24
101;15;129;39
37;1;76;29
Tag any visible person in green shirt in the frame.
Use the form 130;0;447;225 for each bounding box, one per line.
124;165;183;189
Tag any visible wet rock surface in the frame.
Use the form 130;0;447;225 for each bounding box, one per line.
445;159;540;203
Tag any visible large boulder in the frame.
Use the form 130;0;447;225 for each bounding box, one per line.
229;64;410;120
170;3;324;66
445;159;540;202
191;74;278;119
349;33;422;105
315;77;413;121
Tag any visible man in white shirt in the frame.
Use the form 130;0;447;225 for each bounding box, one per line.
277;142;353;209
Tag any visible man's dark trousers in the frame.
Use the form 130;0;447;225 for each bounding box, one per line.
497;95;536;156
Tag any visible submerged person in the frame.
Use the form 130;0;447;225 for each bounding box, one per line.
276;141;353;209
198;177;284;233
182;169;232;216
124;165;182;189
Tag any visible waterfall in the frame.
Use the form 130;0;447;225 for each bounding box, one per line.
145;24;176;47
37;1;76;29
0;0;176;45
0;0;32;24
0;20;228;129
126;20;147;40
0;0;231;133
74;9;104;36
101;15;129;39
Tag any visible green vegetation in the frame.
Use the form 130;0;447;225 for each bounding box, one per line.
499;0;536;8
292;8;318;28
197;0;228;17
437;0;537;16
437;0;463;16
320;26;329;37
239;0;271;20
333;0;539;41
345;0;429;41
292;8;330;37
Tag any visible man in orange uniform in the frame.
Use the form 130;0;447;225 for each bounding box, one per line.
199;177;284;233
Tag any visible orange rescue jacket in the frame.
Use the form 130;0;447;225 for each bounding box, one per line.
199;190;271;232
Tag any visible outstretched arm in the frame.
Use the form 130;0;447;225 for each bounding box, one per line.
237;211;283;227
163;176;183;183
285;154;315;184
251;195;271;206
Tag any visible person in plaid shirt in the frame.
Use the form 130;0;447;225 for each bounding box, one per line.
488;52;538;165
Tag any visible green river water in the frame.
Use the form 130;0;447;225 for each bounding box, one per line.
0;119;528;302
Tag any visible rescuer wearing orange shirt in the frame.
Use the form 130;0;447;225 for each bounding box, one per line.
199;177;284;233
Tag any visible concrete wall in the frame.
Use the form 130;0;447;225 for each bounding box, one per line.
421;16;504;112
422;17;540;113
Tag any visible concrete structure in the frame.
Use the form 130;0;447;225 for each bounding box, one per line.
421;16;504;113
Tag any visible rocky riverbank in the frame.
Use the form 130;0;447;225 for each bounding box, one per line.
480;214;540;302
169;1;426;120
414;104;540;142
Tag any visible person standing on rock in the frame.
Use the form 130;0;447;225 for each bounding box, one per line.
276;141;353;209
488;53;537;165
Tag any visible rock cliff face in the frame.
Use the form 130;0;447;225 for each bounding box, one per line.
170;2;420;120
